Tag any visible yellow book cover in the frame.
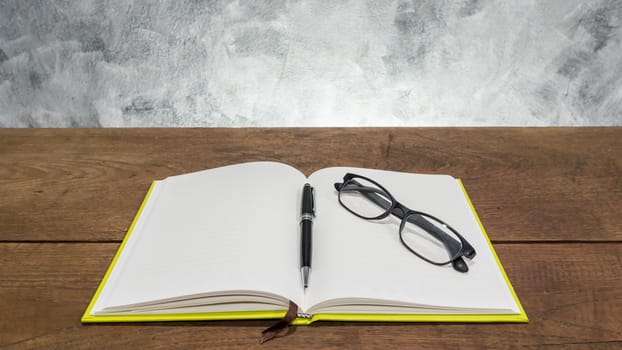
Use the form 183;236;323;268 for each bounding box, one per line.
83;162;527;324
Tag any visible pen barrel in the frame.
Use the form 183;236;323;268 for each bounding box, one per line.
301;220;312;267
302;184;314;215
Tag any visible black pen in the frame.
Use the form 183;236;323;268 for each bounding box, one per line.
300;183;315;288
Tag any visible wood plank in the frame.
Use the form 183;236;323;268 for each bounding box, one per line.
0;128;620;241
0;243;620;349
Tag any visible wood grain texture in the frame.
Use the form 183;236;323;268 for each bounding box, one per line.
0;128;620;241
1;128;621;349
0;243;621;349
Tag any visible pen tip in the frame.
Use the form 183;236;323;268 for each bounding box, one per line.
301;266;310;289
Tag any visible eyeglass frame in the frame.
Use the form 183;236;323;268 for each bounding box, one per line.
334;173;476;273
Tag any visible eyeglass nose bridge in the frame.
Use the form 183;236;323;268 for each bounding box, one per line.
390;204;409;219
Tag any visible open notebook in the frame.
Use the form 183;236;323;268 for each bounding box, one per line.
82;162;527;324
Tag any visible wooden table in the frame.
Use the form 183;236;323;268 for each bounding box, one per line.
1;128;621;349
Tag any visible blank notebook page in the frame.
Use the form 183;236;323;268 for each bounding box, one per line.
93;162;306;313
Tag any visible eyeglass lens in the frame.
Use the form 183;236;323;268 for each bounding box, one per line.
400;213;463;264
339;178;392;219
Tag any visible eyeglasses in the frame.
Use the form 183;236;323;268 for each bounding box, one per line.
334;173;476;272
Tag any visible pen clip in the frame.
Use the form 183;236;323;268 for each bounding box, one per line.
311;186;316;217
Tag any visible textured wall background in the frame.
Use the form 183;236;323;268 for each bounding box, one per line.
1;0;621;127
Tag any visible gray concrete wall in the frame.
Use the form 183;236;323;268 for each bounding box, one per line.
1;0;621;127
